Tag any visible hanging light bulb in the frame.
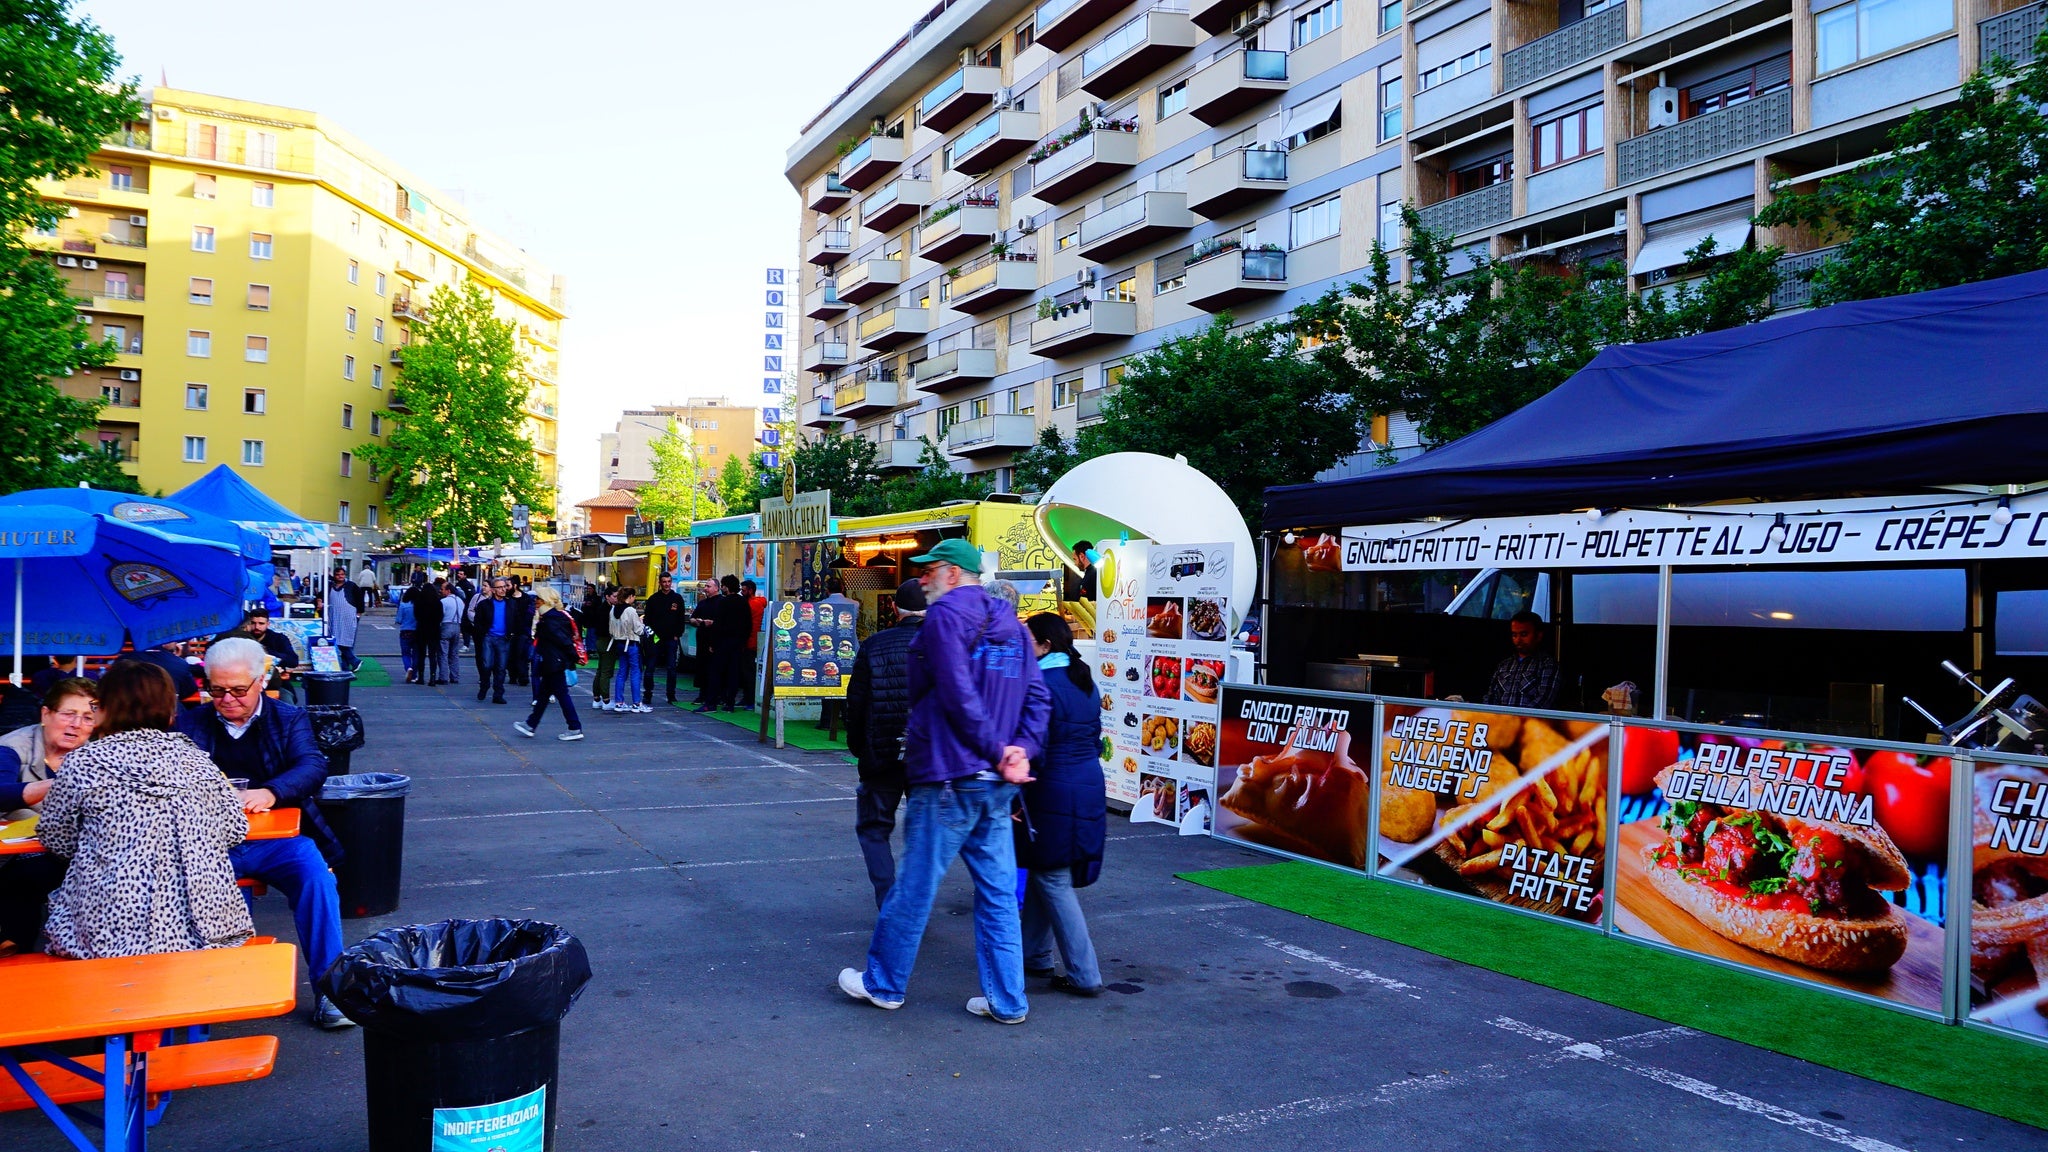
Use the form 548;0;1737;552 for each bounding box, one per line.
1765;512;1788;547
1281;530;1297;545
1993;496;2014;526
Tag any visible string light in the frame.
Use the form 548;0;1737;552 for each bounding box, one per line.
1281;530;1296;545
1993;496;2014;526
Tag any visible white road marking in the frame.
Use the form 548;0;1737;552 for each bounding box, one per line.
1209;920;1420;995
426;763;773;780
411;795;854;822
412;853;861;888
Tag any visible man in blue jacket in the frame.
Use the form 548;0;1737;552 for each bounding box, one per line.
176;637;351;1030
838;539;1050;1025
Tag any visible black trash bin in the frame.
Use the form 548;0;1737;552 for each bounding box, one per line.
318;772;409;918
304;670;354;706
320;920;591;1152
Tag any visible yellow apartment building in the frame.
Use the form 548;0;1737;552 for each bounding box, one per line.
31;87;567;532
598;400;764;490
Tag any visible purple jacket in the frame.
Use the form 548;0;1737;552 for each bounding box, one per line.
903;583;1051;785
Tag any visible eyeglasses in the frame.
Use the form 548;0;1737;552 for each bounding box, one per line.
49;709;95;724
206;682;259;699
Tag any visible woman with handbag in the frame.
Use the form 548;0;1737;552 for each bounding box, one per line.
514;587;585;741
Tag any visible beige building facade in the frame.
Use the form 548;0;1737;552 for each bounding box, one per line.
598;400;762;488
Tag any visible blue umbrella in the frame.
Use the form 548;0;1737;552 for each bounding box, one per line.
0;503;248;680
0;489;273;602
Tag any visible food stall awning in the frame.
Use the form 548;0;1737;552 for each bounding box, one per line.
690;514;759;538
609;543;665;558
837;516;971;538
1265;268;2048;528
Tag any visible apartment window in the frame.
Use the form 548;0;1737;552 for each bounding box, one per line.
1290;195;1342;248
1532;102;1604;170
368;462;381;483
1106;269;1139;302
367;506;379;528
1379;65;1404;141
193;173;217;200
371;364;383;389
1379;200;1403;250
348;259;359;284
374;272;387;295
1015;16;1036;53
250;131;277;169
1055;228;1079;251
937;405;962;436
103;271;128;298
349;211;361;236
242;439;264;466
103;324;126;350
182;436;206;463
345;306;358;333
1293;0;1343;47
245;336;268;363
370;413;383;436
344;355;357;381
1156;257;1187;294
248;283;270;310
244;388;266;414
192;225;215;253
1419;44;1492;91
341;403;354;430
1054;373;1082;408
1450;153;1513;195
1011;386;1034;416
100;383;122;406
340;452;353;478
196;124;218;160
188;277;213;305
1104;361;1128;390
251;181;274;207
1816;0;1950;73
1380;0;1403;34
1158;79;1188;120
187;330;211;357
1284;91;1342;149
968;396;992;420
249;232;273;259
378;227;388;249
337;501;350;525
183;384;209;413
1684;54;1793;116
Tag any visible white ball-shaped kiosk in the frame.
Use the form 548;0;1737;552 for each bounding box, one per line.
1033;452;1256;626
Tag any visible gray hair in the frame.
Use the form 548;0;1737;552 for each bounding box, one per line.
204;636;270;684
986;580;1020;609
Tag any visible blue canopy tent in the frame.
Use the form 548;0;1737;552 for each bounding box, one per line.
0;489;276;605
1264;269;2048;529
171;464;330;550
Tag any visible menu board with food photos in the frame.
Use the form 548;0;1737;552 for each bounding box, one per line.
1212;683;1375;867
768;597;857;697
1094;541;1233;814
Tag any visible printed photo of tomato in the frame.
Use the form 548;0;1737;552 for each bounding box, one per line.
1147;656;1182;700
1863;750;1951;860
1621;727;1680;795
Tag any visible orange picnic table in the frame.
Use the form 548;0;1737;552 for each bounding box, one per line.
0;942;298;1151
0;806;300;857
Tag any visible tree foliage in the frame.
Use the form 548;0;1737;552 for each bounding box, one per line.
716;454;756;515
0;0;141;494
856;438;991;515
358;281;546;545
636;421;723;529
1011;426;1081;496
1756;47;2048;304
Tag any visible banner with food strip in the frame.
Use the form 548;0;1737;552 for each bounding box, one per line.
1211;684;1376;870
1969;756;2048;1040
767;597;857;698
1612;727;1949;1013
1376;704;1611;925
1096;541;1233;811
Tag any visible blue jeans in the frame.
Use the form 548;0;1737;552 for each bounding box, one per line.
480;634;510;698
863;778;1028;1020
609;643;641;707
231;835;342;985
1024;865;1102;989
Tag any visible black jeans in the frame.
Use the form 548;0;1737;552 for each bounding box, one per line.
854;780;904;908
738;649;759;708
526;663;582;733
716;643;747;708
0;852;67;950
694;639;719;704
646;636;680;703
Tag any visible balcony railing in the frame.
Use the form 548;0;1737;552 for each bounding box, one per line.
1502;6;1627;91
1077;191;1192;259
1415;181;1513;238
1031;124;1141;202
461;243;529;289
1618;89;1793;185
945;413;1037;455
1079;8;1196;97
1770;246;1841;311
1982;0;2047;65
1035;0;1127;51
1190;47;1290;126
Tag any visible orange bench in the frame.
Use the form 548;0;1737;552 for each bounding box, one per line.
0;937;278;970
0;1035;278;1114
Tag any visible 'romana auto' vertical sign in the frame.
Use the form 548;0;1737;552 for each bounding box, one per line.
432;1084;546;1152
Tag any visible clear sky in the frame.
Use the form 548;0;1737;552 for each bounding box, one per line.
79;0;935;515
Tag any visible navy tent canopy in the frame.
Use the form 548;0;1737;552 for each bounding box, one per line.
171;464;328;549
1264;269;2048;529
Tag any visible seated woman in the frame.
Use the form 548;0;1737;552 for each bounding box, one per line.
0;678;99;949
37;662;254;959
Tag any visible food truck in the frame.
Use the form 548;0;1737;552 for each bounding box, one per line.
830;498;1062;637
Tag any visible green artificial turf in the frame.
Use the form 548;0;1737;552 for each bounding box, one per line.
1180;860;2048;1130
666;694;850;754
350;656;392;688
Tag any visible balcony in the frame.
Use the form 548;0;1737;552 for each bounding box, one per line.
1079;9;1198;98
1502;5;1627;90
918;202;1001;262
801;393;843;428
1189;48;1290;126
1415;181;1512;239
833;377;905;418
1077;191;1192;261
837;135;907;191
803;341;851;373
1030;126;1140;204
1184;244;1288;310
805;281;851;318
1618;89;1792;185
1191;0;1254;33
83;290;146;316
391;295;425;321
806;172;852;212
947;254;1039;312
388;347;409;365
860;177;932;232
947;413;1038;457
1187;146;1289;218
1035;0;1128;51
806;228;852;265
921;64;1004;133
1982;1;2046;65
837;256;904;304
949;110;1038;175
1029;297;1138;357
916;347;999;392
1770;246;1841;312
875;438;926;471
857;305;931;351
1076;388;1109;423
386;391;411;414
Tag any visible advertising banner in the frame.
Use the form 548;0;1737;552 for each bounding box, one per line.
1097;542;1233;817
1613;728;1949;1012
1211;684;1375;869
1969;758;2048;1040
664;538;696;583
767;597;856;697
1375;704;1610;925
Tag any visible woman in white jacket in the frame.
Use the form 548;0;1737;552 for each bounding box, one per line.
604;588;649;713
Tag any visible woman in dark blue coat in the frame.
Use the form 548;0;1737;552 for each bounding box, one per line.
1018;613;1106;996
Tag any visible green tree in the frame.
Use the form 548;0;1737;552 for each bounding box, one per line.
716;454;756;515
0;0;141;494
765;429;879;513
359;281;547;545
857;438;991;515
1010;426;1081;495
636;420;723;529
1756;47;2048;305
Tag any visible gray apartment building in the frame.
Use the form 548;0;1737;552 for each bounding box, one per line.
784;0;2038;487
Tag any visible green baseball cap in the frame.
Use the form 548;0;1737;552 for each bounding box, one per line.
909;538;982;572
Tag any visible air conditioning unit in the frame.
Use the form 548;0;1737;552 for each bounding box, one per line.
153;106;175;120
80;258;98;269
56;256;79;267
1075;268;1096;287
959;46;976;66
893;412;908;428
128;339;142;353
1613;208;1628;231
1648;76;1679;129
994;87;1013;107
66;206;79;218
127;215;148;227
1015;216;1038;234
1229;2;1273;33
119;369;140;382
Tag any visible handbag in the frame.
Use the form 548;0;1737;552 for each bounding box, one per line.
569;616;588;666
564;669;580;688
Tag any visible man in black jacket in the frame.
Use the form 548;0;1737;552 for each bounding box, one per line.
843;579;926;907
642;573;688;705
688;579;724;712
407;575;446;684
712;575;753;710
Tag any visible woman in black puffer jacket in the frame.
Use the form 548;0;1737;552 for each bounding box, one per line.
516;587;585;741
1017;612;1107;996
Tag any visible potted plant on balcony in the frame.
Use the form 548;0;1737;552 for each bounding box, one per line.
1036;297;1057;320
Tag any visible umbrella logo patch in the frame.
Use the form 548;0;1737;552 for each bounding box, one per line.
110;501;190;525
108;562;191;604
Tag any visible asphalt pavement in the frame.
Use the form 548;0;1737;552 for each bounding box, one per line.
2;608;2041;1150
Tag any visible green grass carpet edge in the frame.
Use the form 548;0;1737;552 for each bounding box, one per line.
1179;860;2048;1130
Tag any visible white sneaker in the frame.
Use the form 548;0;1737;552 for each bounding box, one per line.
558;730;585;741
512;721;536;738
966;996;1026;1025
838;967;901;1010
636;704;654;714
594;700;611;712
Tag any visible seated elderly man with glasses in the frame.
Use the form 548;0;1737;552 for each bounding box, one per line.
174;637;352;1029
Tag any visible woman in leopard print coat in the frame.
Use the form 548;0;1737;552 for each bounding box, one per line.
38;662;253;959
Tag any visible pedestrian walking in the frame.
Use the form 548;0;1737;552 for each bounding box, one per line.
688;579;723;711
843;579;925;907
837;539;1050;1024
514;587;584;742
643;574;687;706
1018;613;1108;997
464;580;494;685
739;579;767;709
407;574;445;684
396;592;418;682
438;581;464;686
470;577;518;704
605;589;648;714
505;579;536;687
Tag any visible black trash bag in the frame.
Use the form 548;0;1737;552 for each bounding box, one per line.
320;771;409;800
319;919;591;1041
306;705;366;754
